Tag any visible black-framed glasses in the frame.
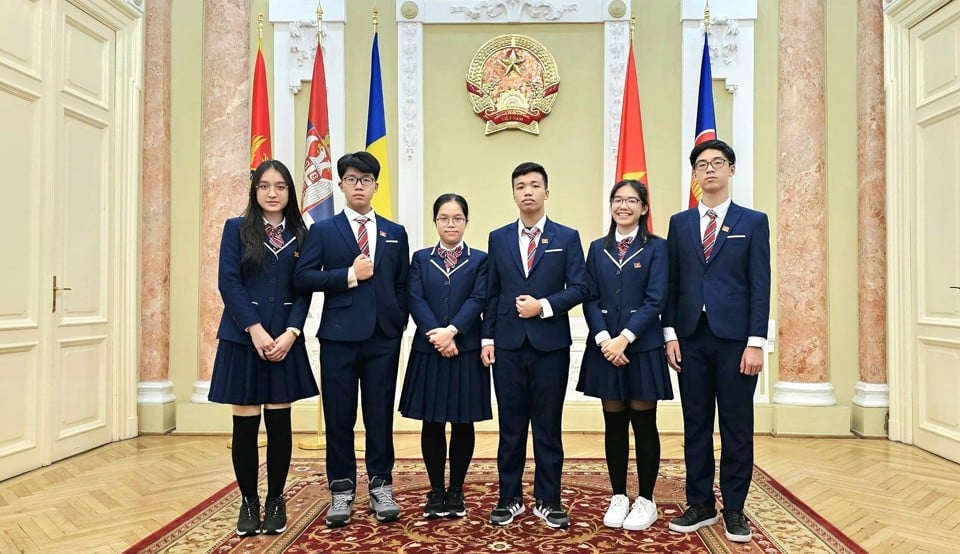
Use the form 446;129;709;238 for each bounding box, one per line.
435;216;467;226
610;197;641;207
694;158;730;171
342;175;376;187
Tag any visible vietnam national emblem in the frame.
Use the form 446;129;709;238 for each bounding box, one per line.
466;34;560;135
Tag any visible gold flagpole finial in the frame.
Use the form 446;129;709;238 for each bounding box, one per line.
630;16;636;40
372;7;379;34
704;0;711;30
317;2;323;43
258;10;263;41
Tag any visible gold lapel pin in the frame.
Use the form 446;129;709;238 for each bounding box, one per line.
721;226;730;232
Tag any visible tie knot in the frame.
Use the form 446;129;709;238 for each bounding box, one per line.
355;216;369;225
522;227;540;240
617;237;632;248
706;209;717;221
439;245;462;256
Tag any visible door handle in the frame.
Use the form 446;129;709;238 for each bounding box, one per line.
951;286;960;290
53;275;72;312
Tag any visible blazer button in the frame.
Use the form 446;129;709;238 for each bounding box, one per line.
268;296;275;302
442;298;448;303
615;289;620;294
269;277;276;283
616;270;622;275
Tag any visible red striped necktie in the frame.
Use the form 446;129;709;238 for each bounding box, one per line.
264;223;284;250
522;227;540;272
702;209;718;261
617;237;632;261
355;216;370;256
438;245;462;269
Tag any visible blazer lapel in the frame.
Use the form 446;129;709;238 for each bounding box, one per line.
335;212;361;256
507;224;526;276
686;209;705;265
707;203;742;263
373;215;387;271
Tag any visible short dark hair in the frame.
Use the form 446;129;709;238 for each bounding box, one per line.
432;193;469;220
689;139;736;167
337;151;381;180
511;162;548;189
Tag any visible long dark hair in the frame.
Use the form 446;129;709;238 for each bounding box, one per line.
239;160;307;277
604;179;653;249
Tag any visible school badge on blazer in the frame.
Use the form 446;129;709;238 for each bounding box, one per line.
465;34;560;136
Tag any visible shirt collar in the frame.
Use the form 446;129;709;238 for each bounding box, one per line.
437;241;465;253
262;217;286;229
517;215;548;237
615;226;639;242
343;207;375;222
698;197;731;219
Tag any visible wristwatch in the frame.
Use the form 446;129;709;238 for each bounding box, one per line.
286;327;301;337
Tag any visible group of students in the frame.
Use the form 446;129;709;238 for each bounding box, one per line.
207;138;771;545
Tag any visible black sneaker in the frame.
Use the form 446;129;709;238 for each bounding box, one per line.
236;496;261;536
533;499;570;529
489;496;524;525
445;486;466;518
722;509;753;543
668;503;719;533
423;488;447;519
262;496;287;534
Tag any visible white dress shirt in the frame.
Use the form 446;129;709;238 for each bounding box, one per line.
343;207;377;288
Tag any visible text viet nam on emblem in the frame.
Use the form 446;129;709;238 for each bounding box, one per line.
466;34;560;135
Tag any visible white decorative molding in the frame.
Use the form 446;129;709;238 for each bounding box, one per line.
704;17;739;67
601;20;629;231
410;0;608;23
680;0;756;209
191;380;211;404
450;0;578;22
269;1;347;217
137;380;176;405
853;381;890;408
773;381;838;407
397;21;424;251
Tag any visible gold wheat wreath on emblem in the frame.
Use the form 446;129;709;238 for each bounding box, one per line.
465;34;560;135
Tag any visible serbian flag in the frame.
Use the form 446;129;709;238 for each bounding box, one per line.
301;40;335;226
615;41;652;232
688;32;717;208
249;42;272;175
366;32;392;219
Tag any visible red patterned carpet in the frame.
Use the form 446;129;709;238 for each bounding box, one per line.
126;458;865;553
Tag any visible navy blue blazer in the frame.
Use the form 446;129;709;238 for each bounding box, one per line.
408;244;487;353
583;236;667;352
481;218;589;351
663;203;771;341
293;212;410;341
216;217;310;344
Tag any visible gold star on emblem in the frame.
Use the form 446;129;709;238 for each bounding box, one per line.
500;48;525;75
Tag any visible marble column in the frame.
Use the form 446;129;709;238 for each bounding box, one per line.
194;0;252;401
774;0;835;406
854;0;889;410
139;0;175;412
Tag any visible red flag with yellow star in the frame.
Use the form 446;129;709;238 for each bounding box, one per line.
615;42;652;232
249;43;272;174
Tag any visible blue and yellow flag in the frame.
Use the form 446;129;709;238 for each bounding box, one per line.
366;32;392;219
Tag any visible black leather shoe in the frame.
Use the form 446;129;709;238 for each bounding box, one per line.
722;509;753;543
668;503;719;533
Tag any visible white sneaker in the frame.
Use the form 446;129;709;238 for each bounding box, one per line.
602;494;631;528
622;496;657;531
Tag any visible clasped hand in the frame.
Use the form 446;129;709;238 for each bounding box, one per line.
250;324;295;362
600;335;629;366
426;327;459;358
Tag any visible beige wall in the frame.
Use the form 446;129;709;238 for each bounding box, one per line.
165;0;864;431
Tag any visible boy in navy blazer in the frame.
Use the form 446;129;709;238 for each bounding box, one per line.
663;140;770;543
481;162;588;529
294;152;410;528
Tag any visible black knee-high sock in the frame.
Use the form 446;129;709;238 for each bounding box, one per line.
421;422;447;490
603;410;630;495
448;423;475;489
232;413;262;499
264;408;292;500
630;408;660;500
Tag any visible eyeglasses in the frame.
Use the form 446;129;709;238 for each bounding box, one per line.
610;196;641;207
342;175;377;187
694;158;730;171
256;183;289;193
436;216;467;226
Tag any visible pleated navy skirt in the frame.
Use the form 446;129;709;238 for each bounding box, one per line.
399;349;493;423
577;346;674;402
208;339;319;405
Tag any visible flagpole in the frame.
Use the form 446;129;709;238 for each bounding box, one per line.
704;0;711;30
298;1;327;452
372;7;379;34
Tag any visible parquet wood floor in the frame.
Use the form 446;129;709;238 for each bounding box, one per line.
0;433;957;552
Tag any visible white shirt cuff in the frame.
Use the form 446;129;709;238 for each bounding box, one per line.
663;327;678;343
747;336;766;349
538;299;554;319
347;267;358;288
594;331;612;345
620;329;637;343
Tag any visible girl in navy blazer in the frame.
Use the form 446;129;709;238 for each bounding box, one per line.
208;160;319;537
399;194;490;519
577;179;672;531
